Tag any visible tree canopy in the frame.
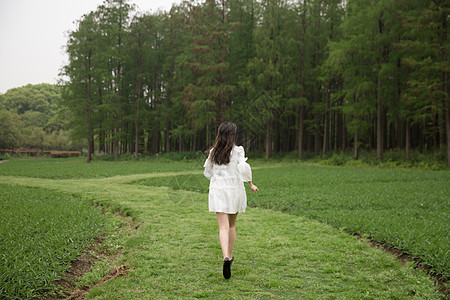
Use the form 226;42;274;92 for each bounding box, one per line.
0;83;74;150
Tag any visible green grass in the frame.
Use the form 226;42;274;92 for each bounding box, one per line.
0;184;107;299
133;164;450;278
252;165;450;278
0;157;202;179
0;159;446;299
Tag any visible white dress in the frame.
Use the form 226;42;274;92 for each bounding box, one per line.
203;145;252;214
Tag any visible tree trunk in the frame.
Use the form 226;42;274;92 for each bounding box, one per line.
86;54;93;163
354;129;358;159
377;14;385;162
314;119;321;156
397;117;403;149
165;117;170;153
405;119;410;161
113;129;119;160
377;69;383;161
135;98;140;158
446;107;450;168
193;132;197;152
341;112;346;152
273;121;280;153
322;87;330;158
441;7;449;167
87;108;92;163
298;104;304;157
298;0;307;158
331;102;336;150
246;130;250;151
265;121;272;159
135;71;142;158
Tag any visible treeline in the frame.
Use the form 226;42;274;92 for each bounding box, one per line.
62;0;449;166
0;84;76;150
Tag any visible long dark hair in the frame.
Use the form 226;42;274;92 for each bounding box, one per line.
209;122;237;165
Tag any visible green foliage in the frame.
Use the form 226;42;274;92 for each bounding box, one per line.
0;184;106;299
320;152;349;166
0;84;71;150
55;0;449;166
0;84;59;115
0;110;23;148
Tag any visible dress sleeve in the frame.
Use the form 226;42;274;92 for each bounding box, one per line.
203;149;213;180
237;146;252;182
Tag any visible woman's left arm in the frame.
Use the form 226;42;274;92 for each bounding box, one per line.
247;181;259;192
203;150;213;180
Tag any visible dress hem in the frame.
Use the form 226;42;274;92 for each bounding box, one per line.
209;210;245;214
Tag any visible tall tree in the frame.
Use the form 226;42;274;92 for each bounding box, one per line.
247;0;290;158
164;2;193;152
399;0;449;166
182;0;234;142
320;0;344;158
98;0;132;159
63;12;100;162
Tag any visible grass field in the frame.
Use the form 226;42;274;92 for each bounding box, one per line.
133;164;450;278
0;184;107;299
0;157;201;179
0;157;447;299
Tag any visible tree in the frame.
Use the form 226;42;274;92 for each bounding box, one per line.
97;0;133;159
182;0;234;141
63;12;101;162
0;109;22;149
0;84;68;151
163;3;193;152
127;13;153;157
56;0;448;167
247;0;290;158
399;0;449;166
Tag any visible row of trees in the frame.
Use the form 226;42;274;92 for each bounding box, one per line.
62;0;449;166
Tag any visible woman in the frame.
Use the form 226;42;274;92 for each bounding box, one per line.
203;122;259;279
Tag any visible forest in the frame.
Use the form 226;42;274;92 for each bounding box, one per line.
2;0;448;166
0;84;77;151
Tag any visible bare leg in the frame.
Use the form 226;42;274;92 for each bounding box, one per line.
217;212;237;280
216;212;230;259
227;213;237;258
216;212;238;259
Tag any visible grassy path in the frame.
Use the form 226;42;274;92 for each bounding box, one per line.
0;170;442;299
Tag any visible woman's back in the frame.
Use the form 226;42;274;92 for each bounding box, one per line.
204;145;251;214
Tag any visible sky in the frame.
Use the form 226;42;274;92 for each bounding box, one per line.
0;0;182;94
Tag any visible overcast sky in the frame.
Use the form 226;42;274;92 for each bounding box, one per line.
0;0;182;94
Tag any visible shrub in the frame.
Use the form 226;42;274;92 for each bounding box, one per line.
320;153;349;166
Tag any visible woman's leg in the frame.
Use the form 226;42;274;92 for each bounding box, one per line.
227;213;237;259
216;212;230;259
216;212;238;259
